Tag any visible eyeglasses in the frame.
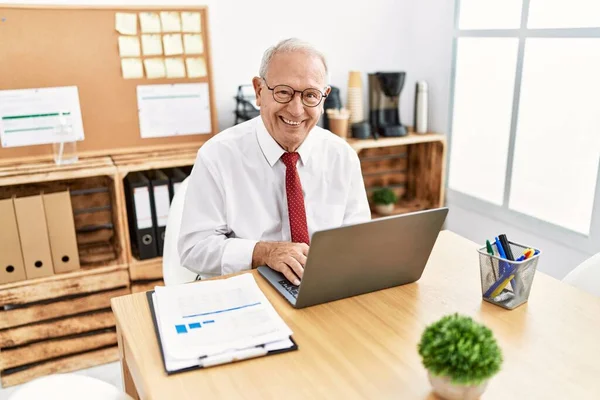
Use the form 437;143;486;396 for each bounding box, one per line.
262;78;328;107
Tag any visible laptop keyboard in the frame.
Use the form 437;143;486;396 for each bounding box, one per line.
278;279;299;298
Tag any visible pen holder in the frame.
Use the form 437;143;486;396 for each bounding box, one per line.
477;241;541;310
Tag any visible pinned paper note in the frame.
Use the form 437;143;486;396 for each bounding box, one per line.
115;12;137;35
181;12;201;32
160;11;181;32
183;34;203;55
163;34;183;56
141;34;163;56
186;57;207;78
118;36;141;57
121;58;144;79
139;12;161;33
165;58;186;79
144;59;166;79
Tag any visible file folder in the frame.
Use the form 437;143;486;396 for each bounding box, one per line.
163;167;187;201
43;191;81;273
0;198;27;284
124;172;158;260
144;170;171;256
13;195;55;279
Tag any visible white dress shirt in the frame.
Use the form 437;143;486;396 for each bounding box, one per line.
178;116;371;278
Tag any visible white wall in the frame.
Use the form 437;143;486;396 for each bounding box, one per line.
406;0;593;279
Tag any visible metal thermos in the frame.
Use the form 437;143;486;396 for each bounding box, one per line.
415;81;428;134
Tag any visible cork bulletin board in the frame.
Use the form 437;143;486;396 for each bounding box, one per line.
0;5;218;161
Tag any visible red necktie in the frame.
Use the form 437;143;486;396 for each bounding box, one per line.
281;152;310;245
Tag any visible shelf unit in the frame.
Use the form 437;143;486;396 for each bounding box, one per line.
0;132;445;387
112;148;198;293
0;157;130;387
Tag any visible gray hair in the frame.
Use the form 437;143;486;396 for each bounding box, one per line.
258;38;329;83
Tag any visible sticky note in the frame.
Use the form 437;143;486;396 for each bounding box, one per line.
165;57;186;78
139;12;161;33
160;11;181;32
163;33;183;56
144;58;166;79
183;34;203;55
186;57;207;78
181;12;201;32
118;36;141;57
115;12;137;35
121;58;144;79
141;34;163;56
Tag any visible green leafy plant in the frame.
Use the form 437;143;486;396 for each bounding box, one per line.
372;188;397;205
418;313;503;385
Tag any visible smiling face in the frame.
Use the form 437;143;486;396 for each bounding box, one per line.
252;51;330;152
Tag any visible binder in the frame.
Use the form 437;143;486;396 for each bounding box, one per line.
124;172;158;260
0;198;27;284
13;194;55;279
163;167;187;201
146;291;298;374
144;170;170;256
43;191;81;273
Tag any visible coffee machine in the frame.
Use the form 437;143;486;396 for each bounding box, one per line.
368;72;408;137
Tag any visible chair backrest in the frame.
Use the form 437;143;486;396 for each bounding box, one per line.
9;374;133;400
162;177;199;286
563;252;600;297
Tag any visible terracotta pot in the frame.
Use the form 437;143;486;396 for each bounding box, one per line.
374;203;394;215
428;372;489;400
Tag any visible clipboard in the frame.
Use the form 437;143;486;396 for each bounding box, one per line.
146;290;299;375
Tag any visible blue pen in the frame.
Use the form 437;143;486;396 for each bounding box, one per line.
495;237;518;290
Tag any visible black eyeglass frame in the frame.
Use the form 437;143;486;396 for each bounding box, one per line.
262;78;329;108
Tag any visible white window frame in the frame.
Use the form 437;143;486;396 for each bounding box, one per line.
447;0;600;255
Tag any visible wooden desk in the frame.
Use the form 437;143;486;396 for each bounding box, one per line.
111;231;600;399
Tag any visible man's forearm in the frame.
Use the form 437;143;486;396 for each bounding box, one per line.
252;241;269;268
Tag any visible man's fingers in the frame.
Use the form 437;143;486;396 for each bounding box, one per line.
278;264;301;286
284;256;304;280
292;251;308;266
298;243;309;256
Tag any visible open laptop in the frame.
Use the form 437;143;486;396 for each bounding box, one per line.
257;207;448;308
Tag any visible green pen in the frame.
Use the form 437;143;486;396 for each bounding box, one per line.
486;239;497;281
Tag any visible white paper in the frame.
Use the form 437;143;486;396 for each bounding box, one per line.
163;33;183;56
181;12;201;33
141;34;163;56
115;12;137;35
153;185;170;227
0;87;85;148
118;36;141;57
153;274;293;367
160;11;181;32
121;58;144;79
133;187;152;229
183;34;203;55
165;58;186;79
137;83;212;138
186;57;207;78
144;58;166;79
139;12;161;33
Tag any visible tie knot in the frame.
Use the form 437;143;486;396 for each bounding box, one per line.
281;152;300;169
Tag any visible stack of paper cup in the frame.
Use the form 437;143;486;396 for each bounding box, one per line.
347;71;364;136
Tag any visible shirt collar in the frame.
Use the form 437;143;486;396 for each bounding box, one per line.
255;116;315;167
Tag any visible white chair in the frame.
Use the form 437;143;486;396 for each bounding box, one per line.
9;374;133;400
162;177;199;286
563;252;600;297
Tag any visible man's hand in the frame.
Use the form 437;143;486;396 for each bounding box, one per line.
252;242;309;285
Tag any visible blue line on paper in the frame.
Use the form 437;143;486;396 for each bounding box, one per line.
175;324;187;334
182;302;261;319
189;322;201;329
202;320;215;324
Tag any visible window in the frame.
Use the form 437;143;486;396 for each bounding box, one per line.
448;0;600;253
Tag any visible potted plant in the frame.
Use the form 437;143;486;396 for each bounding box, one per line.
418;313;503;400
372;187;397;215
